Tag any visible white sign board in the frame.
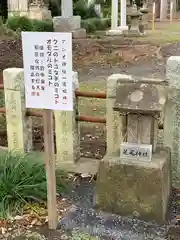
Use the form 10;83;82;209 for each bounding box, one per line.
120;143;152;162
21;32;73;111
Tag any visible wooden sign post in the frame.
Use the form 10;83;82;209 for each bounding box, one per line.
21;32;73;229
43;109;57;229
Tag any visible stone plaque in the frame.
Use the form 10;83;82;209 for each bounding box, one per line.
120;142;152;161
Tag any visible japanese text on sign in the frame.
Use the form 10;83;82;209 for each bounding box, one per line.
21;32;73;111
120;143;152;162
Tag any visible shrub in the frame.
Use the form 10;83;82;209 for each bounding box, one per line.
0;152;68;218
6;15;33;31
74;0;98;19
6;16;54;33
32;19;53;32
81;18;110;33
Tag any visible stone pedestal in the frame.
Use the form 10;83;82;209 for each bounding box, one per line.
96;147;171;223
106;29;123;36
53;16;86;39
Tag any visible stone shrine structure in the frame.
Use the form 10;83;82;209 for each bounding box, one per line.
96;75;171;223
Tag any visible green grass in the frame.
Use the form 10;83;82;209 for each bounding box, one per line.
72;230;99;240
0;151;68;219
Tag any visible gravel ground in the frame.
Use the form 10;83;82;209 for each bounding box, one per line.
57;179;180;240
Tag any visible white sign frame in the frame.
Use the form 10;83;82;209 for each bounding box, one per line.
120;142;152;162
21;31;73;111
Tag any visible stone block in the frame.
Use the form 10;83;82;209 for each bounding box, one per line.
96;147;171;223
54;71;80;167
164;56;180;188
106;74;133;155
3;68;32;152
53;16;81;32
72;28;86;39
106;29;123;36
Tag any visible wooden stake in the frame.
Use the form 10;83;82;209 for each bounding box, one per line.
152;2;155;32
43;109;57;229
170;1;173;23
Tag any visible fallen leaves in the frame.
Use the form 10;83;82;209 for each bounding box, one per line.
0;197;71;239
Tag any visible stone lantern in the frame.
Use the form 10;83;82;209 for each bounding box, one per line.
96;75;171;223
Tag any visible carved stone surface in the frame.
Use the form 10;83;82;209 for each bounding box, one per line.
54;71;80;167
53;16;81;32
3;68;32;152
114;82;167;114
164;56;180;188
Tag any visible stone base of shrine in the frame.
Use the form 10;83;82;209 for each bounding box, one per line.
53;16;81;32
53;16;86;38
95;147;171;223
106;29;123;36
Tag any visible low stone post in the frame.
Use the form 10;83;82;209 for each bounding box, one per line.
164;56;180;187
54;72;80;168
3;68;32;152
106;74;132;155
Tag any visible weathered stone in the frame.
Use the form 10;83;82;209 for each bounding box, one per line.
72;28;86;39
96;147;171;223
106;29;123;36
53;16;81;32
3;68;32;152
164;56;180;188
106;74;133;155
54;71;80;167
127;114;154;145
140;8;149;29
28;3;52;20
128;11;143;36
114;82;167;114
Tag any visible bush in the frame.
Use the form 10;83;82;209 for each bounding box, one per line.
6;16;54;33
6;15;33;31
0;152;68;218
81;18;110;33
32;19;53;32
74;0;98;19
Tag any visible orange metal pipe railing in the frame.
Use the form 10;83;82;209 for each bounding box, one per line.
0;83;164;128
75;90;106;99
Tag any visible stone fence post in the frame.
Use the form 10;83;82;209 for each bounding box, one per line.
164;56;180;188
106;74;132;155
3;68;32;152
54;72;80;169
